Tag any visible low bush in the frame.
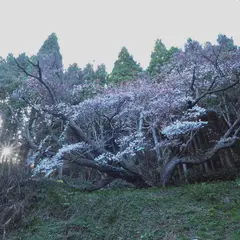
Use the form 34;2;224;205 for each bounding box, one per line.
188;168;239;184
0;163;31;238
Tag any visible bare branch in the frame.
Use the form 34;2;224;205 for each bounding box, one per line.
14;58;40;81
14;58;57;104
191;75;240;107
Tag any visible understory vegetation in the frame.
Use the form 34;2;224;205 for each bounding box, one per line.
3;180;240;240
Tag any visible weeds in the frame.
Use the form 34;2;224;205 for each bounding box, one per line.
4;180;240;240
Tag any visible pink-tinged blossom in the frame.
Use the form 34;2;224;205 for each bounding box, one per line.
23;37;240;180
162;121;208;138
52;142;90;162
182;106;207;120
32;157;62;177
33;142;90;177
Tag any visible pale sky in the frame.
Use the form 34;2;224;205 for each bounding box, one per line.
0;0;240;72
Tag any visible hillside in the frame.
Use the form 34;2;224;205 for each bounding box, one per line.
0;2;240;240
5;180;240;240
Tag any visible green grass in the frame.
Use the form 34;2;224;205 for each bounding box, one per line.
7;181;240;240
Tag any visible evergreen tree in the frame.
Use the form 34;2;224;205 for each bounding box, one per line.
95;64;108;85
82;63;95;82
38;33;63;71
217;34;237;51
147;39;179;76
147;39;168;75
64;63;84;85
38;33;61;55
168;46;180;58
0;53;30;100
109;47;142;84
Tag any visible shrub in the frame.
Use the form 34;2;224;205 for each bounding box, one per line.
188;168;239;184
0;163;30;237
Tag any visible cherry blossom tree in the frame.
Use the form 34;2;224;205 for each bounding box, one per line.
3;34;240;190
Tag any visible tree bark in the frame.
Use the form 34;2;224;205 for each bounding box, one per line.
161;137;239;186
71;158;150;188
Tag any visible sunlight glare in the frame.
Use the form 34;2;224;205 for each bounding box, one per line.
2;146;12;156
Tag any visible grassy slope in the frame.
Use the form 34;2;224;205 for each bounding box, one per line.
8;181;240;240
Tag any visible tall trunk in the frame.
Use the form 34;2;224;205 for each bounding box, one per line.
177;165;182;180
152;127;161;163
182;163;188;182
219;153;226;168
224;150;234;168
193;136;209;172
210;159;216;171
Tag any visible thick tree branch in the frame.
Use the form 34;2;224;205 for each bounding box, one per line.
70;157;149;187
161;136;239;186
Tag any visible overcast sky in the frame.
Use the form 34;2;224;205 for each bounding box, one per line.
0;0;239;71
